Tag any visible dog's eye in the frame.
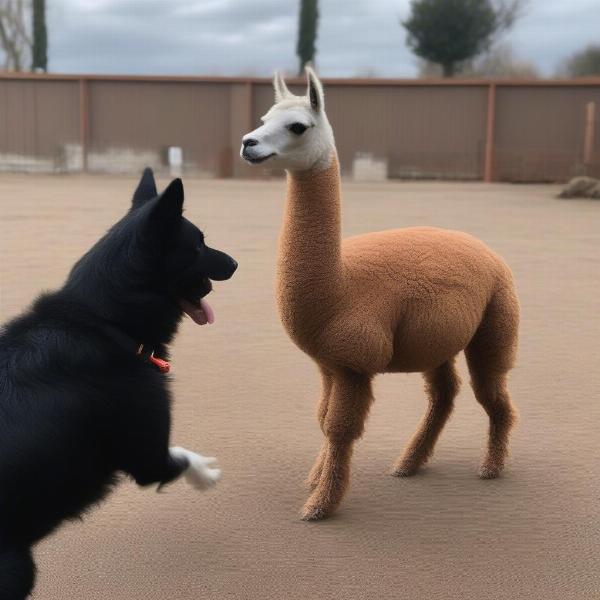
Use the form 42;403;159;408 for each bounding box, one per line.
288;122;307;135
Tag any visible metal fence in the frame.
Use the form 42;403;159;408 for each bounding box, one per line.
0;72;599;182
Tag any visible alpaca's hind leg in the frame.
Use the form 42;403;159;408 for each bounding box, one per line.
302;370;373;521
466;287;519;479
392;359;460;477
469;375;516;478
0;546;35;600
306;367;334;489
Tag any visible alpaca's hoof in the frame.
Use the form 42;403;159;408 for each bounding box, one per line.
479;464;501;479
300;503;330;521
391;462;420;477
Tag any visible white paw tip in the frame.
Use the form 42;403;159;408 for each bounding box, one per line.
170;447;221;491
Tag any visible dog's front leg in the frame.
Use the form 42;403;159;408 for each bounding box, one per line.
123;442;220;490
124;446;184;488
168;447;221;490
117;393;221;490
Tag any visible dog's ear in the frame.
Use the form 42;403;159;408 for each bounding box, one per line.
149;178;184;226
141;178;184;244
132;167;157;209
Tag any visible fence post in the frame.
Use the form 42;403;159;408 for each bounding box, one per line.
583;101;596;170
484;82;496;183
79;77;89;172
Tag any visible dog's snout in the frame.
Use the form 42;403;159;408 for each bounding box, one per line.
204;247;238;281
243;138;258;149
224;257;238;280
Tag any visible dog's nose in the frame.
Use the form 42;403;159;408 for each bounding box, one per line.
229;258;238;275
243;138;258;149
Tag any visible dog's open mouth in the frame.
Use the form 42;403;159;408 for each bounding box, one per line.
178;279;215;326
178;296;214;326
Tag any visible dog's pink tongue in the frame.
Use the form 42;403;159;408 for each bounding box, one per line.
199;297;215;324
178;297;215;326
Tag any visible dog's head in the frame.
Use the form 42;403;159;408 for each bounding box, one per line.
130;168;237;326
66;168;237;342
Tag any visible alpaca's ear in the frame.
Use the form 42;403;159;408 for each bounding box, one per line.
273;71;291;102
132;167;157;209
305;65;324;112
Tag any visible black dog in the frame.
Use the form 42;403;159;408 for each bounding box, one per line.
0;169;237;599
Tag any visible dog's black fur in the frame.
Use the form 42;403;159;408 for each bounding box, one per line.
0;169;237;599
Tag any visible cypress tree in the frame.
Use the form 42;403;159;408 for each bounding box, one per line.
31;0;47;72
296;0;318;75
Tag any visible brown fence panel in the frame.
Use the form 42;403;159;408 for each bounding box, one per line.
86;80;231;176
0;74;599;182
0;78;80;171
494;84;600;182
331;83;487;179
252;81;488;179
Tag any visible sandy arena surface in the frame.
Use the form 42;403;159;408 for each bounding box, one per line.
1;174;599;600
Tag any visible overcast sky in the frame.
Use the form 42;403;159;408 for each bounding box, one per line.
48;0;599;77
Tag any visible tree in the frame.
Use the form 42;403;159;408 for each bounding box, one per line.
403;0;527;77
0;0;31;71
296;0;318;75
31;0;47;72
562;45;600;78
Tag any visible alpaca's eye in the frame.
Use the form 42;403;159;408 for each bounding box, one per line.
288;122;307;135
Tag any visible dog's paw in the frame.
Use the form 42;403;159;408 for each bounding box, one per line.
170;447;221;491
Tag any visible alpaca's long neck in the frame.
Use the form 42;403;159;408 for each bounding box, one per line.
277;153;344;336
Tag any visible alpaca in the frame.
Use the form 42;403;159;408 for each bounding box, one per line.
558;176;600;199
241;68;519;521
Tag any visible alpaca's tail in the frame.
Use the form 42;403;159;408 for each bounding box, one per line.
0;545;35;600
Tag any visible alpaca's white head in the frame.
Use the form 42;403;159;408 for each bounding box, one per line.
240;67;335;173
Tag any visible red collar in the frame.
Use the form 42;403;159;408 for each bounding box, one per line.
137;344;170;374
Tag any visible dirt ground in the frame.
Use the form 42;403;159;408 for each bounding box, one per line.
1;174;599;600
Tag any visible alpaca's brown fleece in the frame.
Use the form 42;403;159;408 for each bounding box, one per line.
277;154;519;520
278;155;517;374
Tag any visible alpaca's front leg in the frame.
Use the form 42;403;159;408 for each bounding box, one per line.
306;442;327;489
306;367;334;489
302;371;373;521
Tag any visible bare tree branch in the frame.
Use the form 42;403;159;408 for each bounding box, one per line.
0;0;32;71
493;0;530;34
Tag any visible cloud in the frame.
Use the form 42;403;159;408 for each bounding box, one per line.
510;0;600;74
47;0;598;77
